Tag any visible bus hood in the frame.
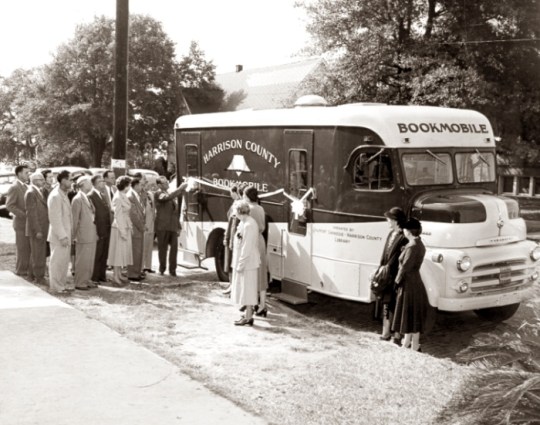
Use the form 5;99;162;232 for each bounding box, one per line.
412;193;527;249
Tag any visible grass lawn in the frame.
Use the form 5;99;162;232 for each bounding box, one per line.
1;241;538;424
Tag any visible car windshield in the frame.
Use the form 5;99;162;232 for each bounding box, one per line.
402;151;453;186
456;151;496;183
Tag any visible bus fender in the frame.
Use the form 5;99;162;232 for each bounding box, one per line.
419;258;445;308
206;227;226;259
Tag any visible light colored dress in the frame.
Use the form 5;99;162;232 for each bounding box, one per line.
231;216;260;306
107;191;133;267
247;201;268;291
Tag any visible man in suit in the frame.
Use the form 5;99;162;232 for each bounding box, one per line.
24;172;49;286
127;178;145;281
48;170;73;293
101;170;117;210
41;169;54;200
155;176;187;276
89;174;111;284
6;164;33;278
71;176;98;290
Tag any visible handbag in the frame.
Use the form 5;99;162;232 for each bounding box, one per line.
370;264;391;295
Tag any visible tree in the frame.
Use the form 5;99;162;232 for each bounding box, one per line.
300;0;540;165
21;15;222;167
178;41;225;114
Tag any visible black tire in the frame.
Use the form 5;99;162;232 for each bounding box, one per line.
214;236;230;282
473;303;520;322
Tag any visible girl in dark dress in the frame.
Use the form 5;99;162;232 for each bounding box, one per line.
392;218;429;352
378;207;408;342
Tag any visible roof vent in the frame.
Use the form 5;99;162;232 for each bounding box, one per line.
294;95;328;107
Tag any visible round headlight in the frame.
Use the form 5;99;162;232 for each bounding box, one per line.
530;246;540;261
457;255;472;272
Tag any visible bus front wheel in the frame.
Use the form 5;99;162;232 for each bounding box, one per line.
473;303;520;322
214;237;230;283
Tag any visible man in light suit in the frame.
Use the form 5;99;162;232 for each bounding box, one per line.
143;180;157;273
89;174;111;284
7;164;33;278
72;176;98;290
48;170;73;293
127;178;145;281
25;172;49;286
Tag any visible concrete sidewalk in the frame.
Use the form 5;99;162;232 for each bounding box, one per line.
0;271;266;425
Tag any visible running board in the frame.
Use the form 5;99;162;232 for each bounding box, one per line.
178;251;208;270
273;279;309;305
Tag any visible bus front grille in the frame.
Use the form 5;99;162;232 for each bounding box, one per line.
470;259;532;293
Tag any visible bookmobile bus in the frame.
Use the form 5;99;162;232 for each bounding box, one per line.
175;96;540;321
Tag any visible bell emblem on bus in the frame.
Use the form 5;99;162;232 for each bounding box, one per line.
227;155;251;176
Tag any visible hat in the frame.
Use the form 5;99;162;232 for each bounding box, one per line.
402;218;422;231
384;207;406;224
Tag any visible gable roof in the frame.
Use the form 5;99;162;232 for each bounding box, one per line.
216;57;324;110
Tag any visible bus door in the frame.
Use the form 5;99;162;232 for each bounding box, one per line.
282;130;313;286
177;131;204;255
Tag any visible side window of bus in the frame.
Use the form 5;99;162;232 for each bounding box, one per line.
185;145;199;177
289;150;308;197
353;150;393;190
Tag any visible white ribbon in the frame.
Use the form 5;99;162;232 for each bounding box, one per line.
181;176;314;219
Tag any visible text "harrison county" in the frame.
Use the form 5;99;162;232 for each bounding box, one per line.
397;123;489;134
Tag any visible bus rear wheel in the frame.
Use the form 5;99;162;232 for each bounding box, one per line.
473;303;520;322
214;236;230;283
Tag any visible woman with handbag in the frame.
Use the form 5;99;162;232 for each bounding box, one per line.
374;207;408;343
392;218;429;352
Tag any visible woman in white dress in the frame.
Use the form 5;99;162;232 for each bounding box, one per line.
243;187;269;316
231;201;261;326
107;176;133;285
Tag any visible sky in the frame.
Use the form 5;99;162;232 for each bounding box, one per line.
0;0;311;78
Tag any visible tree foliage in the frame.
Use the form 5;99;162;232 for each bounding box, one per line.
301;0;540;165
0;15;226;167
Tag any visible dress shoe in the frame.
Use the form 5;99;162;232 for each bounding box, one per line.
239;305;247;312
393;337;402;347
88;281;99;288
128;277;143;282
144;269;156;273
75;286;89;291
159;270;165;276
222;287;231;295
380;335;392;341
255;307;268;318
169;271;177;277
234;317;254;326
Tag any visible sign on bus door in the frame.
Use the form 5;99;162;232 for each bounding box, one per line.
283;130;313;285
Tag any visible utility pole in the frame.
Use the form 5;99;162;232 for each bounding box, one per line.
112;0;129;177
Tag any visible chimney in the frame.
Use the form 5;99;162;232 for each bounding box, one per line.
235;64;243;73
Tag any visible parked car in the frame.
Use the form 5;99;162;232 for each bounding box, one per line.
0;172;16;218
89;167;108;176
127;168;159;186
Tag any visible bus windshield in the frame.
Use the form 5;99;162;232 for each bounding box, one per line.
456;151;496;183
402;151;453;186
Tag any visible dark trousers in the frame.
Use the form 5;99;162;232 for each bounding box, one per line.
92;236;109;282
29;236;46;279
156;230;178;273
128;236;143;278
15;230;32;277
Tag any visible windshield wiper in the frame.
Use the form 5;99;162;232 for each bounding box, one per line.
426;150;447;165
475;149;490;167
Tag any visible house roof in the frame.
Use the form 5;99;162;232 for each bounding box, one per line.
215;58;324;110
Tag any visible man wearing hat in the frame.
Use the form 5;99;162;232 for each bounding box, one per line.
71;176;98;290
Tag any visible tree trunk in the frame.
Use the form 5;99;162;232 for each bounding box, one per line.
90;137;107;167
424;0;437;39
